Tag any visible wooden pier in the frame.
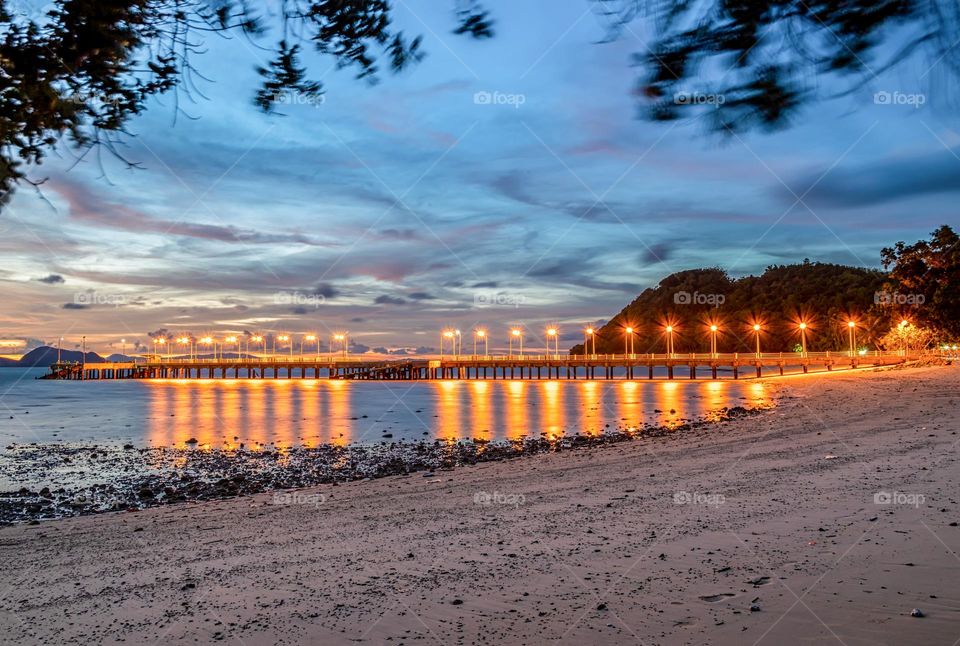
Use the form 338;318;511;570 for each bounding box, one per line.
42;351;921;381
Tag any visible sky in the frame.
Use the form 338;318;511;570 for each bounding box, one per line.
1;0;958;356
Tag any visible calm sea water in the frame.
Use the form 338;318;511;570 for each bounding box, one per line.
0;367;772;449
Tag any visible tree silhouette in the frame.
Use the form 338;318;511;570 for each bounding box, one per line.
0;0;492;204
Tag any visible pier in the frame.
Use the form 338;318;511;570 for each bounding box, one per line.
42;350;922;381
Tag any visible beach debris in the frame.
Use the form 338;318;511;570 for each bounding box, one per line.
824;454;838;459
910;608;925;618
451;599;463;605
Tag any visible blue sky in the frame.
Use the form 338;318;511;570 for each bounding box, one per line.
1;0;957;355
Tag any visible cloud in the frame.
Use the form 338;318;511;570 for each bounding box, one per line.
781;147;960;208
51;176;333;246
62;302;88;309
408;292;435;300
374;295;406;305
312;283;340;298
36;274;65;284
471;280;498;288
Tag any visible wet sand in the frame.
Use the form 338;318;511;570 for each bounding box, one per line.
0;365;958;645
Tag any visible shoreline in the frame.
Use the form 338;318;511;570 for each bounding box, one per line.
1;364;958;644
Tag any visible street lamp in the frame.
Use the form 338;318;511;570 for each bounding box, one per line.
58;337;63;363
584;327;596;356
709;324;718;358
177;336;191;361
753;324;761;357
510;328;523;357
121;338;126;359
897;319;909;355
333;333;348;358
474;329;487;357
155;337;166;360
664;325;675;357
251;335;264;360
305;334;318;358
442;329;454;359
798;322;808;357
277;334;291;359
455;329;462;357
546;327;558;357
225;336;237;361
624;326;634;356
847;320;857;357
200;336;214;360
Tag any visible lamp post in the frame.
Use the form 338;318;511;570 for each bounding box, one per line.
442;330;454;359
584;327;596;356
753;324;761;358
200;336;213;360
58;337;63;363
546;327;558;357
305;334;318;359
277;334;291;359
847;320;857;357
798;322;808;357
624;326;634;356
898;319;908;356
510;328;523;357
454;329;462;357
333;333;348;358
665;325;674;357
709;324;718;358
121;338;126;360
81;335;85;369
474;329;487;357
155;337;166;360
225;336;237;361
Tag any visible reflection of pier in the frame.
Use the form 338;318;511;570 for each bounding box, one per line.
44;351;923;381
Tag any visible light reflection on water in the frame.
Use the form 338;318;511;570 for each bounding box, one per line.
0;368;770;449
141;378;769;448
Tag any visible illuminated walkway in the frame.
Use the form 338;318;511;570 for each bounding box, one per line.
43;351;924;381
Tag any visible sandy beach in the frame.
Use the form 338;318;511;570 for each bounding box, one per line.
1;364;958;645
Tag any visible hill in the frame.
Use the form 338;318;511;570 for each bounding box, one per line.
572;262;892;354
16;347;106;367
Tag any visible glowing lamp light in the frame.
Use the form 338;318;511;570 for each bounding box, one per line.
511;329;521;337
547;328;557;336
200;337;213;344
753;324;761;331
225;336;237;343
847;320;856;328
305;334;317;342
156;338;166;344
278;334;290;342
799;322;807;330
476;330;486;338
443;330;454;339
252;335;263;342
625;327;633;334
665;325;673;333
585;327;594;335
710;325;718;332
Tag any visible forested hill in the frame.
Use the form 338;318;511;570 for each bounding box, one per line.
572;262;891;355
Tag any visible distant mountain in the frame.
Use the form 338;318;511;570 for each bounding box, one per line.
105;354;144;363
15;346;106;367
572;262;890;354
0;356;19;367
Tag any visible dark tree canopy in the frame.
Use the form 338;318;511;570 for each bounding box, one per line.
881;225;960;337
571;261;892;355
0;0;492;204
0;0;955;204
